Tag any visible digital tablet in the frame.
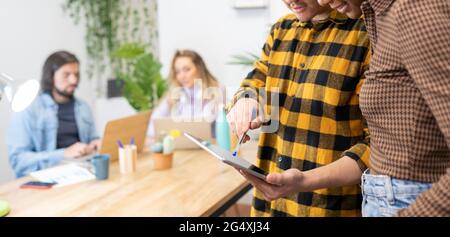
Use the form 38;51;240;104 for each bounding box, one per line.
184;132;267;180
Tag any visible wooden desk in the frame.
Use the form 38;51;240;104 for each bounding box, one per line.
0;141;258;217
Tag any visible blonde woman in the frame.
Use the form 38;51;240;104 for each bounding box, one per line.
148;49;225;137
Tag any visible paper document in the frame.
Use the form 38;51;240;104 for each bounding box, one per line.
30;164;95;188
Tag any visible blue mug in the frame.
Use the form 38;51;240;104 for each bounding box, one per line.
92;154;110;180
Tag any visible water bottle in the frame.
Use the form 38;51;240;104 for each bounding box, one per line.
215;105;231;151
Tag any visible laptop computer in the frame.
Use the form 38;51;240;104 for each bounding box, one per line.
65;111;151;162
153;118;213;150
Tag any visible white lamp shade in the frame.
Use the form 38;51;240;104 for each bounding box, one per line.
1;73;40;112
9;79;40;112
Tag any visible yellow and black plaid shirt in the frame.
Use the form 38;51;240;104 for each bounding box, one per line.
230;11;370;217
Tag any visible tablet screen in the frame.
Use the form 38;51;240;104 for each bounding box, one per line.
184;132;267;180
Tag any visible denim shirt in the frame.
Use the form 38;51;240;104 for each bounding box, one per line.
7;93;99;178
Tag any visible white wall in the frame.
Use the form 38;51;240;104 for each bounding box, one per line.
0;0;93;182
157;0;289;99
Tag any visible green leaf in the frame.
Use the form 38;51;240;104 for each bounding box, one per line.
123;79;150;111
227;52;260;66
112;43;145;59
112;42;167;111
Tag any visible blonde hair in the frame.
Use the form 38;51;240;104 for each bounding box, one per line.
169;49;218;88
166;49;220;106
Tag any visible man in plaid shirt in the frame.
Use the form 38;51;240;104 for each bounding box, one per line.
227;0;370;217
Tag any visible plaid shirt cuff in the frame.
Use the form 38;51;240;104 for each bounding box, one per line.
225;87;262;114
343;142;370;172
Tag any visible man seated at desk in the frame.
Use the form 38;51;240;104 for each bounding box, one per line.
7;51;100;178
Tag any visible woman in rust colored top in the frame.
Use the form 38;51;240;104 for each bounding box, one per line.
319;0;450;217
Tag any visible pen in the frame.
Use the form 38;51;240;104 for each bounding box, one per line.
117;140;124;148
130;137;135;145
232;132;247;157
231;109;271;156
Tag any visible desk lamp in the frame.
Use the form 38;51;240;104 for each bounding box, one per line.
0;73;40;112
0;72;40;217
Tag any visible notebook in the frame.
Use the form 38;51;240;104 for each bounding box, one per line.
30;164;95;188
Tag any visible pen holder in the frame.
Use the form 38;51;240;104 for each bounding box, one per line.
152;153;173;170
118;145;137;174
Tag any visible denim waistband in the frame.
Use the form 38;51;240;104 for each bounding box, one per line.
361;169;432;204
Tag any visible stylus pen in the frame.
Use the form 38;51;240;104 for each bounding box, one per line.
232;132;247;157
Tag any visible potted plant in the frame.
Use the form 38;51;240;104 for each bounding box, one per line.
150;130;180;170
112;43;167;111
63;0;159;96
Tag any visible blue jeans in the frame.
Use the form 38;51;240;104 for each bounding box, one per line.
361;169;432;217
